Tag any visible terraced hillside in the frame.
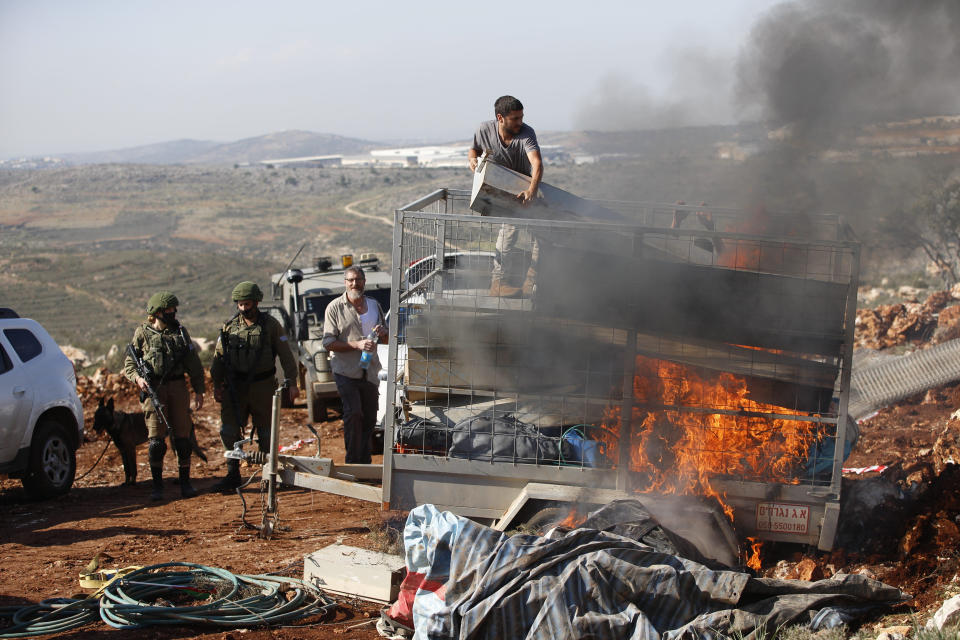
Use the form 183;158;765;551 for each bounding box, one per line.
0;164;469;354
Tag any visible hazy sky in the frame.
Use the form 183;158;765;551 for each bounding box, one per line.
0;0;782;158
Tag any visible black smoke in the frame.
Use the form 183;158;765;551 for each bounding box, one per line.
737;0;960;138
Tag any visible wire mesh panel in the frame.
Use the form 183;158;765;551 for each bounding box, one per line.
384;191;860;546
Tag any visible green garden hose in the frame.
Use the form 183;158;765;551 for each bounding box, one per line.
0;562;337;637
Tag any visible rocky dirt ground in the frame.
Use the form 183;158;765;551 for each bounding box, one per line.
3;290;960;638
1;373;390;639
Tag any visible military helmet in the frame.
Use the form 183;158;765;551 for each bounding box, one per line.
146;290;179;315
231;281;263;302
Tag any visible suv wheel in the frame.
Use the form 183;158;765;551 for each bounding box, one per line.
22;420;76;499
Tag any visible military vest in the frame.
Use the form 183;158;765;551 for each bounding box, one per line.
139;324;191;382
222;317;272;375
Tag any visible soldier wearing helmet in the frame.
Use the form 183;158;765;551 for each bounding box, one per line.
209;281;299;492
122;290;205;501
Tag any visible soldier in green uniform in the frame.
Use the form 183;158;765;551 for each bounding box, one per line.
210;281;299;492
122;291;205;501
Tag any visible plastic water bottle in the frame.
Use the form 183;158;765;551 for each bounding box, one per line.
359;329;378;370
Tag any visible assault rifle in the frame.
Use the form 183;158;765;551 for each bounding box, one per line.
126;343;172;433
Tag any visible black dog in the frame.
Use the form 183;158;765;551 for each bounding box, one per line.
93;397;207;486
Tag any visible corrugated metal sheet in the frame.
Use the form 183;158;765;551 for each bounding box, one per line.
849;338;960;420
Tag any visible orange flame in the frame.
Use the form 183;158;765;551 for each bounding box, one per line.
557;506;585;529
745;536;763;571
598;354;822;529
714;204;815;273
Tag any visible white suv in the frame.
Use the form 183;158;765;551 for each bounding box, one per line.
0;310;84;498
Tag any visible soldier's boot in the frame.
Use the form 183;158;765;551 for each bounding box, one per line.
211;459;241;493
148;437;166;501
489;275;521;298
178;466;197;498
150;469;164;501
521;267;537;297
174;438;197;498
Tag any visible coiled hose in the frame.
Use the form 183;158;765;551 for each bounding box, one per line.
0;562;337;637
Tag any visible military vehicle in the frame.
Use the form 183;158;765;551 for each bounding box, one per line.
267;253;391;423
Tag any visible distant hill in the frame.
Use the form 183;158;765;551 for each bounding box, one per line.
56;130;381;166
59;139;222;165
14;125;759;168
6;115;958;169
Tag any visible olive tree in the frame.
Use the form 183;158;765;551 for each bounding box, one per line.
890;179;960;285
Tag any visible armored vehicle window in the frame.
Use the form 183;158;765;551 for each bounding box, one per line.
4;328;43;363
305;295;338;320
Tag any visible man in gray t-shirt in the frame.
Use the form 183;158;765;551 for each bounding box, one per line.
469;96;545;297
469;95;543;204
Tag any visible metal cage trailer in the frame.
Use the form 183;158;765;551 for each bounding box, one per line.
378;187;859;565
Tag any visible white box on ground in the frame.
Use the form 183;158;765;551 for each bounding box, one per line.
303;544;406;603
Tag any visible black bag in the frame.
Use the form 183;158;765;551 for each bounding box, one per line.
396;417;452;454
447;412;575;464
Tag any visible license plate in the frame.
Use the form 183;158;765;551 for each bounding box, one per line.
756;502;810;534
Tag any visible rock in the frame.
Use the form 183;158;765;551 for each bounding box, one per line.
860;287;887;304
793;557;823;581
59;345;90;368
932;423;960;473
922;290;954;313
952;282;960;299
906;469;929;488
933;304;960;343
194;337;215;352
876;625;911;640
107;344;119;359
932;512;960;549
91;367;108;386
888;302;932;345
898;285;923;301
899;514;928;556
769;559;792;579
927;593;960;630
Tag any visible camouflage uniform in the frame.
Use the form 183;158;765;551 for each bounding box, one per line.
210;282;298;490
122;291;205;500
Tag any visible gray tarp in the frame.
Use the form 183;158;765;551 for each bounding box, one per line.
401;502;908;640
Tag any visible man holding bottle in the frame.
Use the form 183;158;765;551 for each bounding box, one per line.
322;266;388;464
